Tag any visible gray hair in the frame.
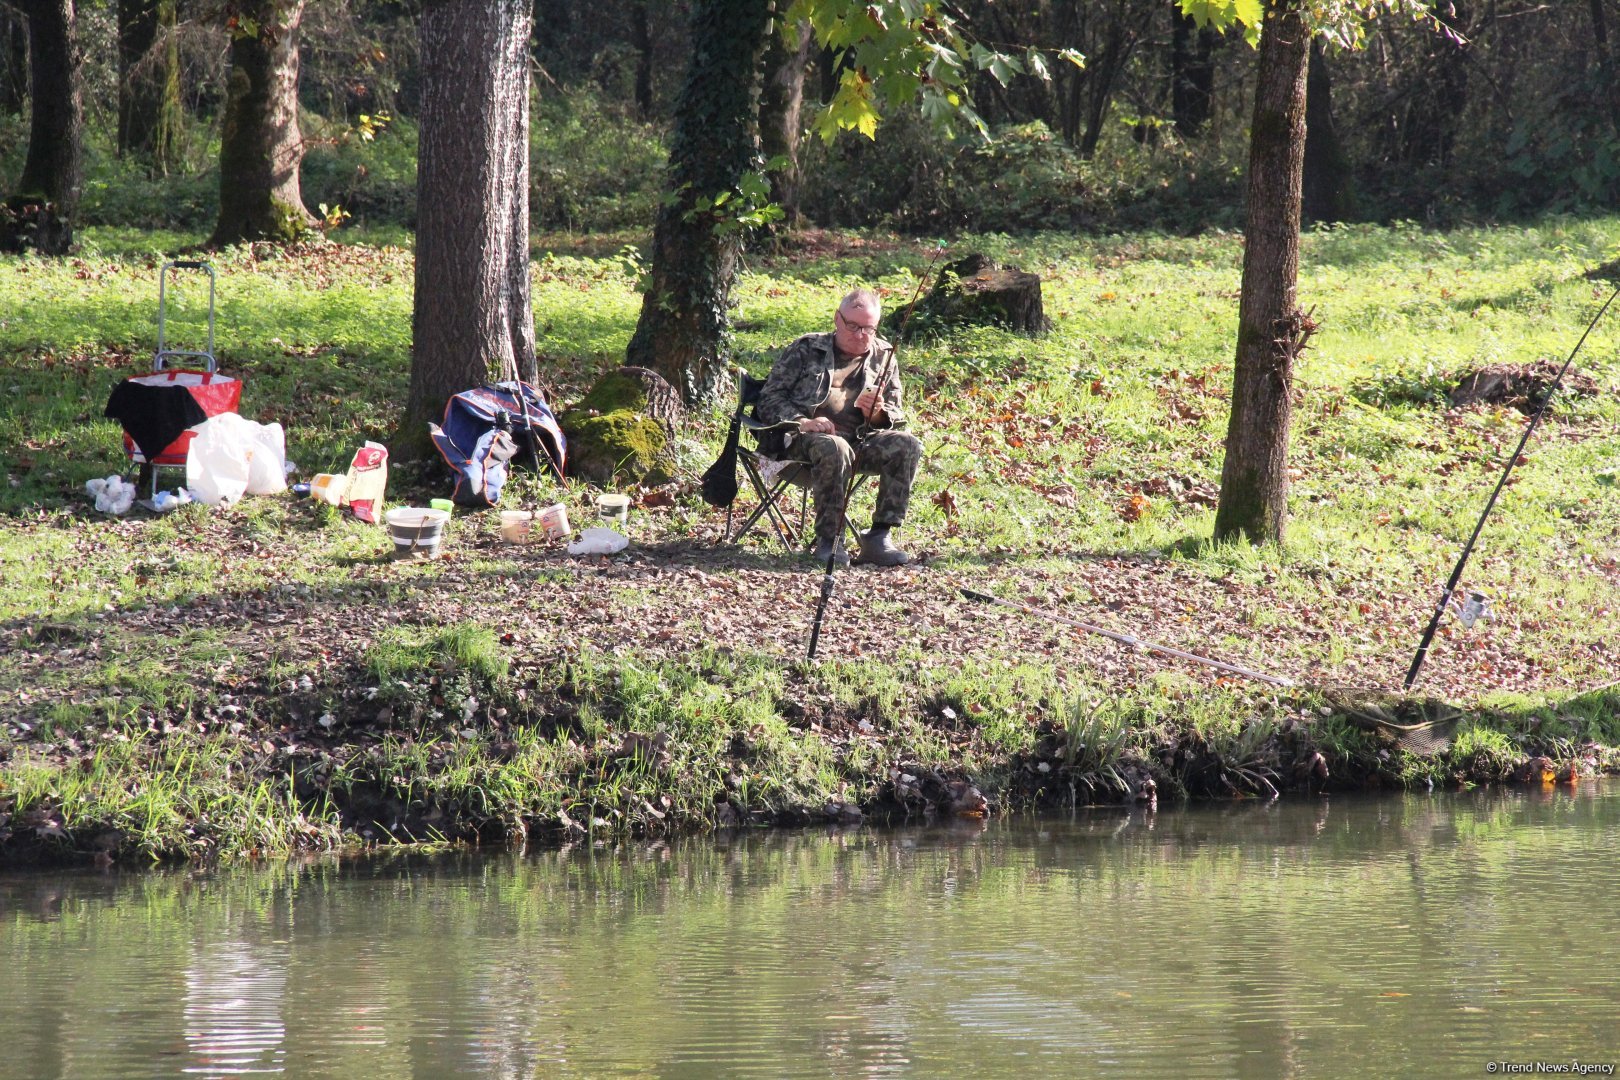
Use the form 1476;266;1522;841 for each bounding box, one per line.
839;288;882;320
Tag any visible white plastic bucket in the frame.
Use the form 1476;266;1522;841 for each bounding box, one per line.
538;503;570;540
499;509;534;543
385;507;449;560
597;493;631;531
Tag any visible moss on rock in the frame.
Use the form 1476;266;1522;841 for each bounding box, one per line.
559;408;672;485
560;367;683;485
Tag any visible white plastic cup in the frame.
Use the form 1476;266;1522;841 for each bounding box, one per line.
538;502;571;540
499;509;533;543
597;493;631;532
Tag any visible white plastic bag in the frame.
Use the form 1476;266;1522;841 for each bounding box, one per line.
185;415;251;506
86;474;136;516
566;527;629;555
185;414;288;505
244;420;287;495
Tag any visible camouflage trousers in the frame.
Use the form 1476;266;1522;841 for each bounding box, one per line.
789;429;923;544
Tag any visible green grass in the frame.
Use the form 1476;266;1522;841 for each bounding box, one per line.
6;216;1620;860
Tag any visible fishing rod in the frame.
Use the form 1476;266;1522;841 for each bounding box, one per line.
806;550;838;659
1403;282;1620;690
856;243;947;441
959;588;1296;688
806;247;948;660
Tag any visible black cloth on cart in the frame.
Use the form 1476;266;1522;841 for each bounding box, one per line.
104;379;210;459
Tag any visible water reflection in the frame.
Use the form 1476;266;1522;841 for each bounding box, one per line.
183;943;286;1075
3;786;1619;1078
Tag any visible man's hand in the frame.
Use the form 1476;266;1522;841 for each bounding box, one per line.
855;387;885;423
798;416;837;434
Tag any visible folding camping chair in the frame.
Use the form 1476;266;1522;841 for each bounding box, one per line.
717;374;865;553
104;261;241;496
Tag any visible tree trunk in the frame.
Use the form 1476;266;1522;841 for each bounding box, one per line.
623;0;774;407
117;0;183;174
1213;0;1310;547
402;0;535;460
631;0;653;119
1302;39;1354;223
2;0;82;256
1401;0;1469;167
1171;10;1217;137
209;0;315;246
0;7;27;115
1078;0;1155;159
759;17;812;227
1592;0;1620;136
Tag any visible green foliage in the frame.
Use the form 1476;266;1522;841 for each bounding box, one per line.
1179;0;1434;46
788;0;1046;142
301;113;420;230
531;91;668;232
800;111;1247;233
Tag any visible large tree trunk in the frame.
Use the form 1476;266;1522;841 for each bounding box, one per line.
1213;0;1310;547
2;0;82;256
1171;9;1218;138
623;0;774;407
402;0;535;460
209;0;315;246
117;0;184;174
1302;39;1354;223
759;17;812;227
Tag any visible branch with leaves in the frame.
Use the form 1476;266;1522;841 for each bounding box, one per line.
784;0;1083;142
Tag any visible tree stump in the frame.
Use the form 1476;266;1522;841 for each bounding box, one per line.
0;197;72;255
558;366;684;485
893;253;1049;339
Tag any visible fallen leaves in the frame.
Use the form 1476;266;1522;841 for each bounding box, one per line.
1118;494;1151;522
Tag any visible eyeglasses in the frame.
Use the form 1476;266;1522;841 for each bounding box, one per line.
837;311;879;337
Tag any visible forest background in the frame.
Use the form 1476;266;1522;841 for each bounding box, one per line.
5;0;1619;237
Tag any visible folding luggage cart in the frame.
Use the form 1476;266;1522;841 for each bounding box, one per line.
104;261;242;495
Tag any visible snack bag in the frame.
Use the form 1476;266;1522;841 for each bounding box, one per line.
344;441;389;523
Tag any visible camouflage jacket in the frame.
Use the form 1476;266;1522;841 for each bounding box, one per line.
756;332;907;441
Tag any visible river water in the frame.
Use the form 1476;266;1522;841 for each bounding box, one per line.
3;786;1618;1079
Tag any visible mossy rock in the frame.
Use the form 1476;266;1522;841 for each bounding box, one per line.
575;366;684;430
559;367;682;485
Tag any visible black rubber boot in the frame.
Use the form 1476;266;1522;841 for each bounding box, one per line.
857;524;910;566
810;536;849;567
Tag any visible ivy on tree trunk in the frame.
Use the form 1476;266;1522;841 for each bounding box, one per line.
209;0;315;246
1213;0;1311;547
402;0;535;460
2;0;82;256
624;0;775;407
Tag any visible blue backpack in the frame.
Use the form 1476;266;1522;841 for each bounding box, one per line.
429;381;568;507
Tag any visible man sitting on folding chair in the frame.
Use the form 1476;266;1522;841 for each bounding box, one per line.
756;287;923;567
